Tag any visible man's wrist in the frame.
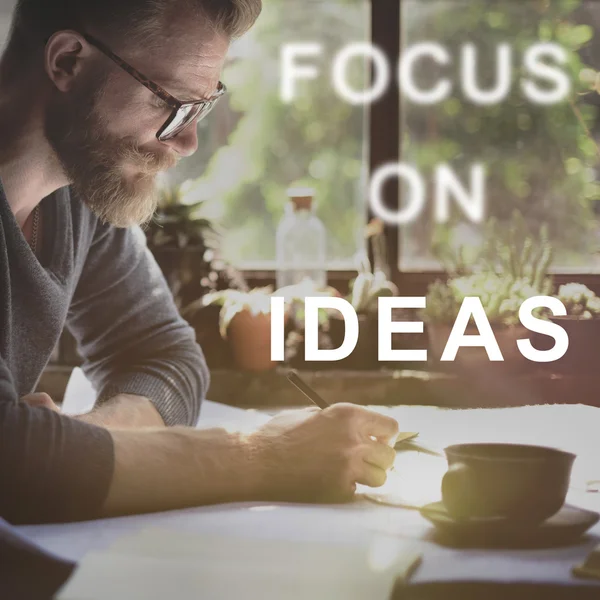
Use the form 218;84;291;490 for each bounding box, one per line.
242;430;286;501
180;427;269;503
237;431;269;500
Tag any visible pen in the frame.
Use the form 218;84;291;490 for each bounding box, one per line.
286;370;330;409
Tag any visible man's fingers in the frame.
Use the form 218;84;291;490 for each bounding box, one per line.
362;441;397;471
355;464;388;488
361;411;399;444
329;404;399;444
351;442;396;489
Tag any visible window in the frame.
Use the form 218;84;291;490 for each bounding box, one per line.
168;0;371;271
178;0;600;288
399;0;600;276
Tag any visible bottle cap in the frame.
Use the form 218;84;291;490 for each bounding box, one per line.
287;187;315;210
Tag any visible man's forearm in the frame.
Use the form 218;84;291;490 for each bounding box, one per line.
78;394;165;429
101;403;400;517
103;427;262;516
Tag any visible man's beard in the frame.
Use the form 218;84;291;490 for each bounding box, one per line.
44;72;177;228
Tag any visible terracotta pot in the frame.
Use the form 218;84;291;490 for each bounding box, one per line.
427;323;530;373
328;314;379;370
228;310;279;372
540;316;600;374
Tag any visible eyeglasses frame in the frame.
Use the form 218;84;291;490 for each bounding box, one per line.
82;33;227;141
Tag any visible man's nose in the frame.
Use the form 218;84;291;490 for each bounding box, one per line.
164;124;199;158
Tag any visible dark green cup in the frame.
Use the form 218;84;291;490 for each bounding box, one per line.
441;443;575;523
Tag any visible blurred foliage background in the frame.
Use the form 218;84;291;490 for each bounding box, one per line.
168;0;369;268
402;0;600;271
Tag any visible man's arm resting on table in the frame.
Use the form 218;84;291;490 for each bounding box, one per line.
7;352;398;522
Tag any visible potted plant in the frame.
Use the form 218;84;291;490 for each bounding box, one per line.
145;179;247;310
540;283;600;374
267;280;341;371
187;287;286;372
424;272;551;371
423;214;553;372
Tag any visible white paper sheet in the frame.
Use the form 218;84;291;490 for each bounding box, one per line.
57;526;421;600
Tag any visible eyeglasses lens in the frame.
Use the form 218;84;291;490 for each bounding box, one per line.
158;100;219;141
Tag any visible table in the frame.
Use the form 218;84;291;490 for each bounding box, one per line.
18;498;600;600
16;372;600;599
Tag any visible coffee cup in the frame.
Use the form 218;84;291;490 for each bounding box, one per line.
441;443;575;523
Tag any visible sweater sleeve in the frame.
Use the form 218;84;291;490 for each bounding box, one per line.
0;356;114;525
66;221;209;427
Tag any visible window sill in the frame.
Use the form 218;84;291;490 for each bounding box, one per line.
204;367;600;410
40;365;600;411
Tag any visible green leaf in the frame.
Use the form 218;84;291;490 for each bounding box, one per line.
571;24;594;46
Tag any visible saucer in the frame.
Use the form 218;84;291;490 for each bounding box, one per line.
420;502;600;549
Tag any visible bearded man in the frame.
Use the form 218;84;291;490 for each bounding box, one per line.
0;0;399;525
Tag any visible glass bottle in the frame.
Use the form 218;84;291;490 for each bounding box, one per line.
276;187;327;290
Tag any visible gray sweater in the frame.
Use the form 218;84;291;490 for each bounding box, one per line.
0;180;210;523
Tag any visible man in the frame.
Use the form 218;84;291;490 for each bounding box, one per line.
0;0;399;525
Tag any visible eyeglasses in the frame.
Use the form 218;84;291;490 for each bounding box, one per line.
83;33;227;142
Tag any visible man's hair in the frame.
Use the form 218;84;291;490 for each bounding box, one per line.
3;0;261;77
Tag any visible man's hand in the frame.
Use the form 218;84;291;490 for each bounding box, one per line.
250;403;399;503
21;392;60;412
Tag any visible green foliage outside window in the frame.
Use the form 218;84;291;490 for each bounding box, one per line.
170;0;600;272
403;0;600;270
171;0;369;266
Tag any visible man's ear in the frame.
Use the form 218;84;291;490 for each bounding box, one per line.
44;31;93;92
